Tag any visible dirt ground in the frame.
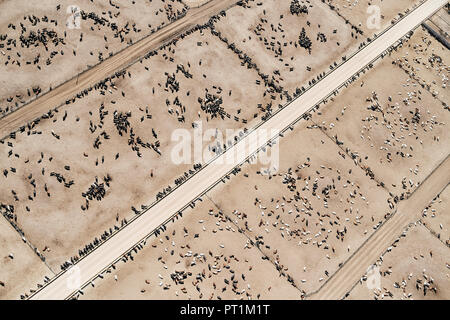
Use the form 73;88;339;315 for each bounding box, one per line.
421;185;449;246
78;200;302;300
0;27;287;277
428;7;450;39
74;4;449;300
0;0;188;117
391;26;449;102
213;0;356;98
311;56;450;201
0;216;52;300
0;0;374;289
323;0;424;37
0;0;447;301
346;222;450;300
184;0;211;8
206;119;393;296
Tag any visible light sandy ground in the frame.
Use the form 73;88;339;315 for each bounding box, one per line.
78;200;302;300
0;0;188;117
0;27;282;274
184;0;211;8
346;221;450;300
0;216;52;300
428;7;449;39
213;0;355;97
323;0;424;37
311;155;450;299
391;25;449;102
77;34;450;298
0;0;240;141
0;0;376;286
421;185;449;246
206;120;393;296
27;0;448;300
311;57;450;201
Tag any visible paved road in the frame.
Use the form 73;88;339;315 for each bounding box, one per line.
30;0;447;300
311;155;450;300
0;0;237;141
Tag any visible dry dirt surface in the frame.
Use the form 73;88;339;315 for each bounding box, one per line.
0;26;284;276
206;119;394;297
184;0;211;8
213;0;356;97
78;31;449;297
1;0;447;301
421;185;450;246
78;200;302;300
391;26;449;102
0;0;243;142
0;0;380;292
322;0;424;37
311;56;450;201
428;7;450;39
0;214;52;300
346;221;450;300
27;0;448;300
0;0;188;117
310;154;450;299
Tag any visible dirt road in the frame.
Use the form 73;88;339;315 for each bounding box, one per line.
29;0;447;300
0;0;238;141
310;155;450;300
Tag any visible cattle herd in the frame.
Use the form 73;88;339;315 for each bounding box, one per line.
0;0;448;300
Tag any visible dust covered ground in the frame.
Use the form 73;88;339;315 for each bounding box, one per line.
0;213;52;300
391;26;449;102
76;7;449;300
428;7;450;39
78;200;302;300
0;0;188;117
346;220;450;300
0;27;283;278
184;0;211;7
0;0;447;300
322;0;424;37
213;0;356;99
421;185;450;246
311;54;450;201
205;120;394;296
0;0;372;297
